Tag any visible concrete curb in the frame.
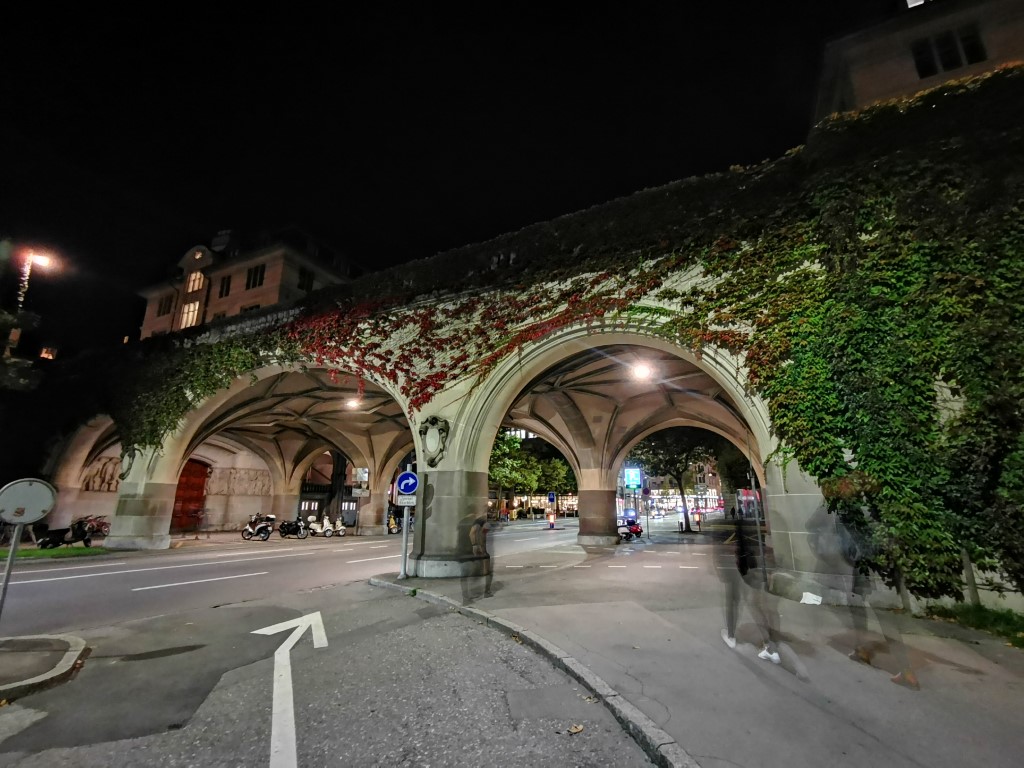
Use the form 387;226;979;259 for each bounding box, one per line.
368;576;702;768
0;634;88;702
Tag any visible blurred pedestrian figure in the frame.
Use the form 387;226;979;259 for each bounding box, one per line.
719;513;782;664
460;509;494;604
840;517;920;690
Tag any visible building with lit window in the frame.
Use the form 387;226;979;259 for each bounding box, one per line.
815;0;1024;122
138;228;358;340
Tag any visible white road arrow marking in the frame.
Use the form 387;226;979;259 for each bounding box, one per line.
252;612;328;768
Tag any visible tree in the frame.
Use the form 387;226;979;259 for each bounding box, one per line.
628;427;730;532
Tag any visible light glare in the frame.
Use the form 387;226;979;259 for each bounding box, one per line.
631;363;653;380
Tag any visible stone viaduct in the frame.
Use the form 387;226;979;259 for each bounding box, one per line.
42;67;1024;590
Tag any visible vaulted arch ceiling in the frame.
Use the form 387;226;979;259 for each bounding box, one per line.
504;344;750;471
184;369;410;473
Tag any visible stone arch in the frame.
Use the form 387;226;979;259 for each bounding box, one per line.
106;362;414;547
442;323;780;548
453;325;773;476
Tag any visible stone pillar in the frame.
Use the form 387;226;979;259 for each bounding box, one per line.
270;493;300;521
358;492;386;536
105;450;177;550
48;486;82;528
408;469;490;578
577;489;620;546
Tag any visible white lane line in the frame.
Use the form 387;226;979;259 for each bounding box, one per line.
513;537;540;542
660;552;680;555
643;565;662;569
608;565;627;568
211;550;314;557
690;553;707;556
369;545;389;549
333;548;356;552
679;565;699;569
573;565;591;568
539;565;558;568
133;572;267;591
346;554;402;564
14;561;127;573
13;552;316;584
505;565;524;569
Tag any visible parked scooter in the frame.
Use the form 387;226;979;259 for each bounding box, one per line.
307;513;343;538
278;517;308;539
617;520;643;542
37;519;93;548
242;513;275;541
387;511;415;535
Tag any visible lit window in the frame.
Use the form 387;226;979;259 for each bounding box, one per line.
157;295;173;316
246;264;266;290
219;275;231;298
181;301;200;328
186;271;204;293
39;347;57;360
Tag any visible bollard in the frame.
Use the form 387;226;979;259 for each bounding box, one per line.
547;513;556;530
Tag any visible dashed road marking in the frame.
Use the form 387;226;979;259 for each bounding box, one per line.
346;555;402;564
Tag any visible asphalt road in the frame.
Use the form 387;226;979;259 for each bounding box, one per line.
0;521;583;637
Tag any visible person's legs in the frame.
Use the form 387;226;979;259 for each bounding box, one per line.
870;600;919;689
721;568;741;648
747;580;781;662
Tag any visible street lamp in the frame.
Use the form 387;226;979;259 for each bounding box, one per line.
17;251;51;313
5;250;53;358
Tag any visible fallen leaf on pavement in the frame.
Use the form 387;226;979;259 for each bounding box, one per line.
568;724;584;734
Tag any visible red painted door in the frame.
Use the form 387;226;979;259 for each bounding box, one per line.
172;459;209;532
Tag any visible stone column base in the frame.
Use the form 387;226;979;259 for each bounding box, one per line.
104;535;171;551
577;534;620;547
358;524;386;536
409;555;491;578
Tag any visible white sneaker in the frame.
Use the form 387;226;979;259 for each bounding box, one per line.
758;646;781;664
721;629;737;649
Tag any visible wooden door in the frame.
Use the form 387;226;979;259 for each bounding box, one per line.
172;459;209;532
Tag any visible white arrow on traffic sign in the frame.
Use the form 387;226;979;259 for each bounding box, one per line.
397;471;418;494
252;612;328;768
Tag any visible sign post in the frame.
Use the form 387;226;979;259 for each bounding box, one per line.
395;468;418;580
0;478;58;627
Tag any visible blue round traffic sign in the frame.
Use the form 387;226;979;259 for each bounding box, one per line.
396;471;419;495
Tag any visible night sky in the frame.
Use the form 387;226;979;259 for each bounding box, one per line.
2;2;902;355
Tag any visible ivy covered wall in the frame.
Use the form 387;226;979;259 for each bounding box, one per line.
79;66;1024;599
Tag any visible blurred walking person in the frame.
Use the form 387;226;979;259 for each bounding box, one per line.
718;511;782;664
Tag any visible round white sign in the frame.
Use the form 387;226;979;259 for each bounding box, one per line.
0;478;58;525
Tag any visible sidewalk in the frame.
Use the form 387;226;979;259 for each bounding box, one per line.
3;532;1021;767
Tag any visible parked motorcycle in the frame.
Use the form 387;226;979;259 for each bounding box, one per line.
242;513;275;541
307;513;341;537
278;518;308;539
37;519;93;548
78;514;111;536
